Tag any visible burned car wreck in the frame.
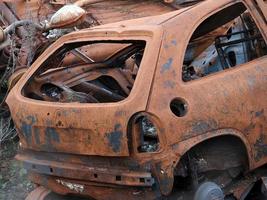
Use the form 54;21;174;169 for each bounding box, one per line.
5;0;267;199
0;0;186;92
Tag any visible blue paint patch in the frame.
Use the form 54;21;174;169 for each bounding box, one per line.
171;39;177;46
163;80;175;89
160;58;173;74
34;127;41;145
255;109;264;118
26;115;36;123
45;127;60;145
21;122;32;144
106;124;123;153
20;115;37;144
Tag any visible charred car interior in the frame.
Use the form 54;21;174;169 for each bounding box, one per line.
22;40;146;103
2;0;267;200
182;3;267;81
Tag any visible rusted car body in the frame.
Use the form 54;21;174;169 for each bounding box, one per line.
1;0;202;94
6;0;267;199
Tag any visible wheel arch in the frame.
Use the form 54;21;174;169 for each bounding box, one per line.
172;128;254;171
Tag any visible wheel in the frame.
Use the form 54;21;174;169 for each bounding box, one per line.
194;182;224;200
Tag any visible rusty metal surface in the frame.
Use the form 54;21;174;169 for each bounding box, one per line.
17;152;155;187
4;0;267;199
26;186;52;200
29;173;159;200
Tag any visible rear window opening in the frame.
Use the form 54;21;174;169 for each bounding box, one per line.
182;3;267;82
22;40;146;103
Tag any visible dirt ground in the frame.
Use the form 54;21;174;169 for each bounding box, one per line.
0;140;34;200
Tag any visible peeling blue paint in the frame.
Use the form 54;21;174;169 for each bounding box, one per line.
107;124;122;153
20;115;37;144
34;127;40;145
21;122;32;144
163;80;175;89
45;127;60;145
26;115;36;123
255;109;264;118
171;39;177;46
161;58;173;74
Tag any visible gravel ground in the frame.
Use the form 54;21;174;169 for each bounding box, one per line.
0;141;34;200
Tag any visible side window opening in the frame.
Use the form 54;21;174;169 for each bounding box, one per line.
22;40;146;103
182;3;267;82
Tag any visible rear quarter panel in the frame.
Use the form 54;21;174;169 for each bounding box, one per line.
147;0;267;170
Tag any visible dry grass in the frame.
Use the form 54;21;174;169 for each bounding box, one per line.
0;114;16;144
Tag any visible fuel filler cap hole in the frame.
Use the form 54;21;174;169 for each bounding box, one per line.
170;98;188;117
